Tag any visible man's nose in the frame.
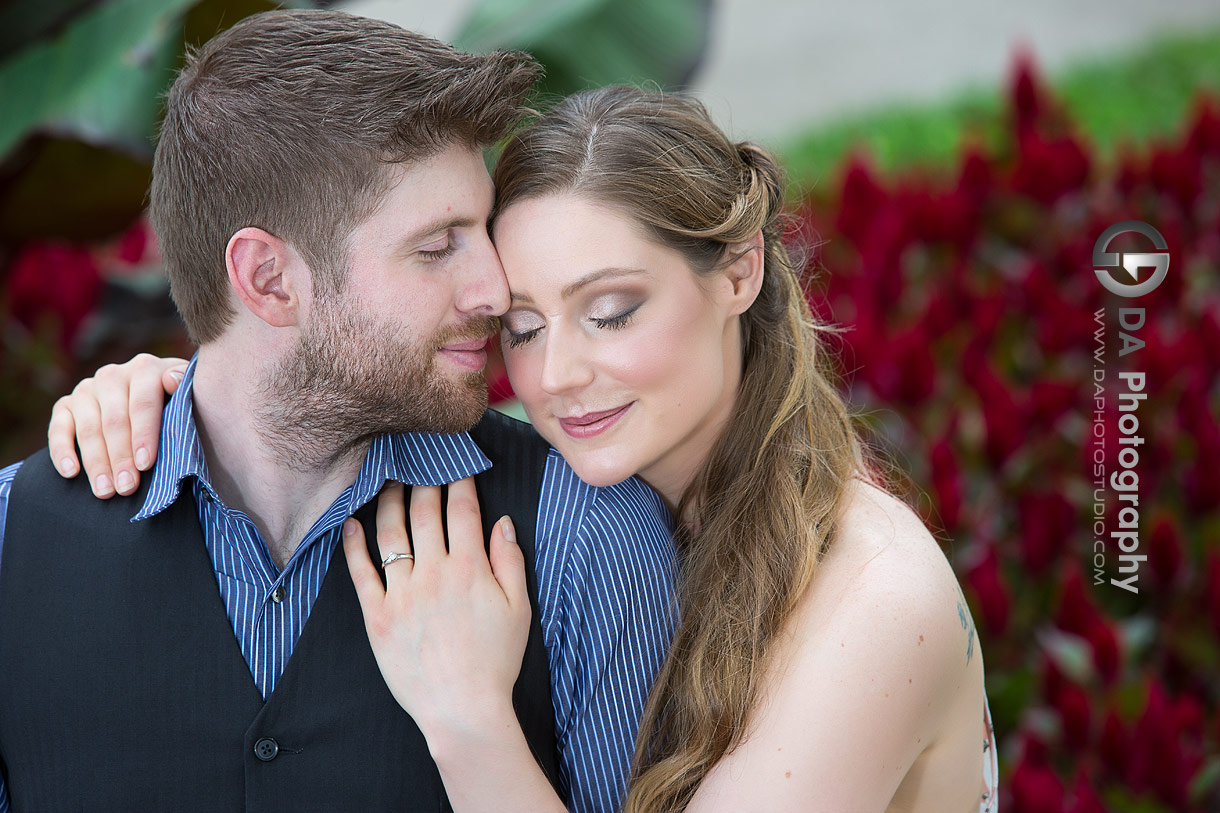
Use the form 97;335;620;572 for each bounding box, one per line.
456;233;510;316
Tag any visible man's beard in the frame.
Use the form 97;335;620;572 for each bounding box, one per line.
256;295;495;470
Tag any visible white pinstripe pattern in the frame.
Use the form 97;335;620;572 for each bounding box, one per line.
536;448;678;812
0;360;679;813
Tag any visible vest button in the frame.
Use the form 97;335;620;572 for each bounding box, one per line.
254;737;279;761
270;585;286;603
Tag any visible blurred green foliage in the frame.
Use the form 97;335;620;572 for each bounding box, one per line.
452;0;709;100
779;25;1220;193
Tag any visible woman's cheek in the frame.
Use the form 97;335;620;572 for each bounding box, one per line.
503;345;546;416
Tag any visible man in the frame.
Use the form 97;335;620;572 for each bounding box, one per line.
0;10;675;812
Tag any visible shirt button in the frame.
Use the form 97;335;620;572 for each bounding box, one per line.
270;585;286;603
254;737;279;761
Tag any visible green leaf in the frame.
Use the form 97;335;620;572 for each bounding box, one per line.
452;0;709;98
0;0;198;160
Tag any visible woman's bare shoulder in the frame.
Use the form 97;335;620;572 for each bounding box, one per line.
785;477;979;729
689;480;982;810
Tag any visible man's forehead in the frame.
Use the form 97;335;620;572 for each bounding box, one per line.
370;146;494;231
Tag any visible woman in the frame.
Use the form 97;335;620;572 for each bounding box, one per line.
50;86;997;811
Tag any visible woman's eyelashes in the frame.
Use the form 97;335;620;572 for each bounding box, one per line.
591;302;640;330
502;302;642;349
504;325;541;349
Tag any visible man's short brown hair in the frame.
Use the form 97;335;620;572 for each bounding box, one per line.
151;9;540;343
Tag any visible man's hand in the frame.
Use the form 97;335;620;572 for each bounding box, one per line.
48;354;189;497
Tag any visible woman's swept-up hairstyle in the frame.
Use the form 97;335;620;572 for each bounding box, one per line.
493;85;867;811
152;9;540;343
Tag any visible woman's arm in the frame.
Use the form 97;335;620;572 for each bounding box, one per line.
46;354;188;497
342;479;568;813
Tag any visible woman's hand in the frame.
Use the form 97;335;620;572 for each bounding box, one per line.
47;353;189;497
342;477;531;750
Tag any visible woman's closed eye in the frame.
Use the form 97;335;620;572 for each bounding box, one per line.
502;311;545;348
504;326;541;348
590;303;640;331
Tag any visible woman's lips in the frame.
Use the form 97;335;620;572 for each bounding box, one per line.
438;338;489;371
557;403;633;439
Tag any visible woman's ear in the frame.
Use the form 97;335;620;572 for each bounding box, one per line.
225;227;304;328
725;230;765;316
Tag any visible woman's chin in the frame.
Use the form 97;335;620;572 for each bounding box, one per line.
562;451;636;489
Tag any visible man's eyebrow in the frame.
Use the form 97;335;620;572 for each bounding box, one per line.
510;267;648;304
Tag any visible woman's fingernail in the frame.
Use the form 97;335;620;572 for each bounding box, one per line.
135;448;150;470
170;369;184;382
95;475;113;496
116;471;135;493
500;516;516;544
60;458;77;476
343;518;357;536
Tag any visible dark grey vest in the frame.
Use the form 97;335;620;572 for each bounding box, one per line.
0;409;560;811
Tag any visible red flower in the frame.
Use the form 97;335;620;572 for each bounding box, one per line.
1205;551;1220;637
1052;681;1093;751
1010;51;1044;137
928;429;963;530
5;242;103;350
1186;420;1220;513
1018;490;1074;576
835;153;886;248
1133;681;1191;808
966;545;1010;637
483;338;515;405
1147;515;1183;591
1029;378;1079;427
1010;130;1091;204
1099;709;1128;778
115;218;154;266
966;360;1026;468
1186;94;1220;157
1010;735;1065;813
1149;140;1202;210
1068;770;1107;813
1084;619;1121;686
866;323;936;407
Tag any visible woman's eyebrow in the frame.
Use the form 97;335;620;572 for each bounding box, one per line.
510;267;647;304
560;267;647;298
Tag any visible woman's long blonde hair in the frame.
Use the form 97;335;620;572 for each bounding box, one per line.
493;86;866;812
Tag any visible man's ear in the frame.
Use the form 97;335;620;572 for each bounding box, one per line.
725;230;765;316
225;227;305;328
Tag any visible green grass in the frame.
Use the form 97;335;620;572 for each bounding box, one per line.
778;26;1220;193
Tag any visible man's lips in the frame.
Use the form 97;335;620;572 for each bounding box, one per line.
557;403;633;439
440;337;490;352
437;337;490;370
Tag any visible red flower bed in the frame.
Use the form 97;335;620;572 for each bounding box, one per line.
798;57;1220;811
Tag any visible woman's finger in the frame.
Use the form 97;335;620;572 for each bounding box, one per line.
47;396;81;479
129;354;186;472
445;477;485;561
408;484;446;563
69;380;116;498
375;482;414;586
342;517;386;615
489;516;529;611
94;364;140;496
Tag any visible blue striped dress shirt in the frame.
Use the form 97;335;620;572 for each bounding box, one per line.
0;358;677;812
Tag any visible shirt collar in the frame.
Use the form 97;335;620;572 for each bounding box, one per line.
132;354;492;522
